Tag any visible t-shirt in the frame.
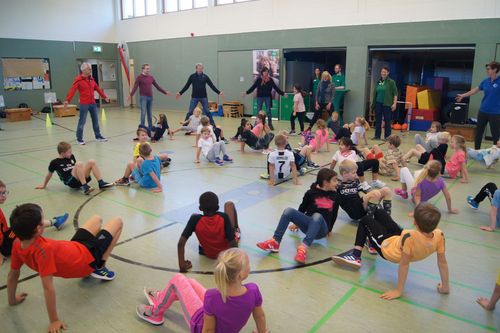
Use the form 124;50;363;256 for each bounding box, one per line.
197;124;216;141
332;149;358;165
190;283;263;333
337;179;366;220
10;236;94;278
181;213;235;259
293;93;306;112
309;129;328;151
379;148;403;176
0;208;14;251
139;156;161;188
198;137;214;157
133;141;151;158
350;126;365;145
251;124;265;138
332;74;345;88
375;80;387;103
381;228;445;263
478;76;500;114
418;143;448;174
492;190;500;228
415;177;446;202
187;115;202;129
327;119;341;136
268;149;295;180
445;150;466;178
240;130;258;148
48;155;76;183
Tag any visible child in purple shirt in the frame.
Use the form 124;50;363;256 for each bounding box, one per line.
136;248;267;333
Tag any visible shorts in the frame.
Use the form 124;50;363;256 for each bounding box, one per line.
131;168;144;183
294;152;306;168
65;176;92;189
71;228;113;269
0;228;15;257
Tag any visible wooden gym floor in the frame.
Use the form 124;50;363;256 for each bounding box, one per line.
0;107;498;332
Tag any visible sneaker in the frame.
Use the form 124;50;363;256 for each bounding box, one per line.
222;138;229;144
143;287;161;306
484;153;494;168
77;140;86;145
394;188;408;199
466;195;479;210
52;213;68;230
299;167;306;176
329;138;337;144
161;160;170;168
96;137;108;142
115;178;130;186
260;173;270;179
294;245;307;264
136;304;164;326
81;184;94;195
91;266;116;280
370;179;386;188
365;240;378;255
256;238;280;252
99;181;115;189
289;130;296;135
214;158;224;166
331;250;362;269
371;136;380;140
307;162;320;169
359;181;371;192
223;155;233;162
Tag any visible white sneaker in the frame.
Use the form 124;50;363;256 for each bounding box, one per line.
370;179;386;188
77;140;86;145
359;181;371;191
96;137;108;142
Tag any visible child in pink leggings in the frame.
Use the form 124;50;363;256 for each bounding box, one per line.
136;248;268;333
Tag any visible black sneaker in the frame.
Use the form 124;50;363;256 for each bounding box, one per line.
162;160;170;168
81;184;95;195
115;178;130;186
98;181;115;189
331;249;361;269
371;136;381;140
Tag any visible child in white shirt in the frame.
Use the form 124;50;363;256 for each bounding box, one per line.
196;127;233;166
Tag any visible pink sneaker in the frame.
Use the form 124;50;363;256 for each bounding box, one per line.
136;304;165;325
256;239;280;252
143;287;161;305
394;188;408;199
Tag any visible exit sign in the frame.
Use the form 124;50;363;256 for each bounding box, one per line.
93;45;102;53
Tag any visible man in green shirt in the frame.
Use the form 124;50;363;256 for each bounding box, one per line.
332;64;345;89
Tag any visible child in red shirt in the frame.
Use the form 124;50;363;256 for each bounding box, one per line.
7;203;123;333
177;191;240;272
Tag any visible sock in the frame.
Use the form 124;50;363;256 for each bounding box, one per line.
49;218;55;226
352;249;362;258
366;202;378;218
383;200;392;216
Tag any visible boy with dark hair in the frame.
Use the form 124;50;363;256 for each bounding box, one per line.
0;180;68;266
177;192;239;272
7;203;123;333
36;141;114;195
332;202;450;300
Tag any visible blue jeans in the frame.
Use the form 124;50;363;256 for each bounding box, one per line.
139;95;153;131
77;104;102;142
273;207;328;247
257;97;273;128
185;97;215;126
374;102;392;139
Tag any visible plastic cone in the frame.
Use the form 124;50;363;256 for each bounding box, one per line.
101;108;107;122
45;114;52;128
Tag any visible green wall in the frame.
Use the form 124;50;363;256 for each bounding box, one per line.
0;39;119;112
127;18;500;122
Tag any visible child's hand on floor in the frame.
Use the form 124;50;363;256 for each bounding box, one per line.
194;159;200;163
448;208;459;214
151;187;162;193
47;320;67;333
179;260;192;273
460;179;468;184
436;283;449;295
288;224;299;232
35;185;45;189
10;292;28;305
480;226;495;232
380;289;401;300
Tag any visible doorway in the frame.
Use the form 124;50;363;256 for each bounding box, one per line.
76;59;120;107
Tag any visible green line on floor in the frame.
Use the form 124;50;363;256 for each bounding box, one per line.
308;287;358;333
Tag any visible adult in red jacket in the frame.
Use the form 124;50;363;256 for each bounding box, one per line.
64;63;110;145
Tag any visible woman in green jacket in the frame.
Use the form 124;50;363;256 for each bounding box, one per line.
371;66;398;140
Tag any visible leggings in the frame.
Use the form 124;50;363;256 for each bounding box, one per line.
354;208;403;257
356;159;379;177
206;142;227;161
152;273;206;326
473;182;498;204
290;112;305;132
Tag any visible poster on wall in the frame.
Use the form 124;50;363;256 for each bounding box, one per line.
252;49;280;100
2;58;51;91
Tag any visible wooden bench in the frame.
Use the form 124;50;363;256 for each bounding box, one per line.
223;101;243;118
444;123;476;141
53;104;77;117
5;108;32;122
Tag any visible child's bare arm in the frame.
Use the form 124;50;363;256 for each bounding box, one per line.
195;147;202;163
7;269;27;305
149;171;162;192
268;164;276;185
240;141;245;152
481;205;498;231
381;252;411;300
442;187;458;213
177;236;192;272
252;306;268;333
436;253;450;294
460;163;469;183
36;172;53;189
41;275;67;333
194;134;200;147
291;162;299;185
202;314;216;333
329;160;337;170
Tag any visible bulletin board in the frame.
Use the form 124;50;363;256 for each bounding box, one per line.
2;58;51;91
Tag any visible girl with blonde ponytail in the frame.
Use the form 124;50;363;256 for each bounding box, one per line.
137;248;268;333
395;160;458;215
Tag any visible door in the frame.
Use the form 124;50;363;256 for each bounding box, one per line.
76;59;120;107
217;50;254;116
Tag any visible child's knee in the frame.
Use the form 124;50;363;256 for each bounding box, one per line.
75;161;84;168
366;190;382;202
87;159;96;166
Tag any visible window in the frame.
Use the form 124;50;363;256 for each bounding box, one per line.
121;0;158;19
216;0;254;4
163;0;208;12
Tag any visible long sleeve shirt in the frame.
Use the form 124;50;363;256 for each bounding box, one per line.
179;72;220;98
66;74;107;104
246;77;284;97
130;74;167;97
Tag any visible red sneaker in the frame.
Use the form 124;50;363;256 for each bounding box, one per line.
256;239;280;252
294;245;307;264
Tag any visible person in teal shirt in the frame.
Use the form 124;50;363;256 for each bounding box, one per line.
332;64;345;89
371;66;398;140
310;68;321;110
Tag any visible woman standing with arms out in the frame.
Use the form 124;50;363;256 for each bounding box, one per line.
456;61;500;149
371;66;398;140
307;71;335;132
242;67;285;131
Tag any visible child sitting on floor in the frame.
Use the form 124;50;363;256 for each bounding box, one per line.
267;134;299;185
240;114;275;153
362;135;403;181
150;113;172;142
414;121;441;151
327;112;350;143
195;127;233;166
117;143;163;192
403;131;450;174
231;118;252;141
257;168;339;264
467;141;500;168
177;192;240;272
137;249;267;332
466;182;499;232
444;135;468;183
349;116;369;147
171;106;202;137
332;202;450;301
7;203;123;332
36;141;114;195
